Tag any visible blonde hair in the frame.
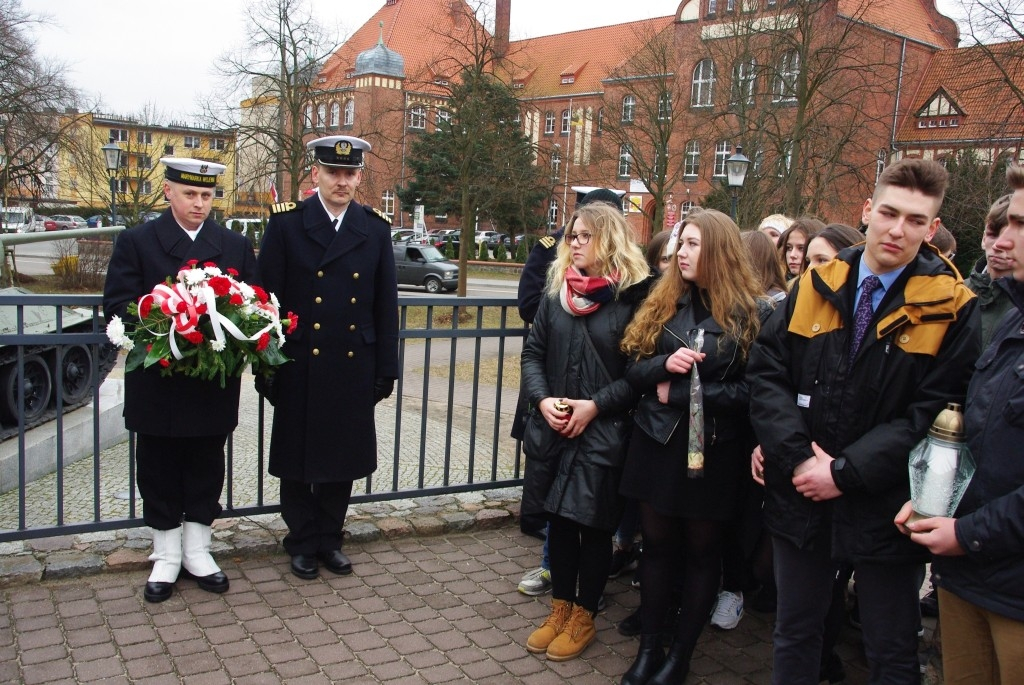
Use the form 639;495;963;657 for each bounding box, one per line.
545;202;650;298
758;213;793;234
621;209;763;360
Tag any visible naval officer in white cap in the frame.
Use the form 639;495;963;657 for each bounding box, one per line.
103;156;258;602
258;136;398;580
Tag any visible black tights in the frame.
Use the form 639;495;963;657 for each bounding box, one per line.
547;514;611;614
640;503;725;655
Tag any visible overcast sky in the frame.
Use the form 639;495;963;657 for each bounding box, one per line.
22;0;964;122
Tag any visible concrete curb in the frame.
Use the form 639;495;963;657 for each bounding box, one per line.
0;487;524;588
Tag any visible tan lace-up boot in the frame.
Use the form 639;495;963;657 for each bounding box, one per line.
526;598;573;653
546;603;596;661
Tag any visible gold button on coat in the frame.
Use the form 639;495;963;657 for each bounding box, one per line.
349;324;356;331
351;297;357;304
315;296;322;304
313;323;321;330
313;349;320;356
317;270;324;277
353;273;360;279
347;351;354;358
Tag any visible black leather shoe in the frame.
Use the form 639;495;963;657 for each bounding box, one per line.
621;634;665;685
144;581;174;603
317;549;352;576
179;567;230;593
290;554;319;580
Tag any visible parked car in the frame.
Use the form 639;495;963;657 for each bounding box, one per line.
393;244;458;292
26;215;58;232
480;231;509;248
392;229;416;243
51;215;87;230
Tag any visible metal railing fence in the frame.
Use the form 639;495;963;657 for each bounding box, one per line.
0;293;527;542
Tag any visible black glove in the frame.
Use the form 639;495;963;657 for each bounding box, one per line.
373;377;395;404
254;373;276;406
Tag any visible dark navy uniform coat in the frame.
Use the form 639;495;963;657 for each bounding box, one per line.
102;210;259;437
258;197;399;483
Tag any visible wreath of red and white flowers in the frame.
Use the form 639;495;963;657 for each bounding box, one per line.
106;260;297;388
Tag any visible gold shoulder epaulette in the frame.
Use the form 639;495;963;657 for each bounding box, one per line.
270;201;301;214
539;236;556;249
366;205;393;225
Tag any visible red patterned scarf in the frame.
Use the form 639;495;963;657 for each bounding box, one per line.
560;266;620;316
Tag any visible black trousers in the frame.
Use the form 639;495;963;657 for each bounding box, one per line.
280;478;353;556
135;433;227;530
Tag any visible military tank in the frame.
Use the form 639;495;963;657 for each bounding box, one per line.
0;287;119;439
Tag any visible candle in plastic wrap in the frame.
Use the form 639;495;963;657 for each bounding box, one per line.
687;328;705;479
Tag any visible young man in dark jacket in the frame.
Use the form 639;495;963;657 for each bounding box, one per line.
897;164;1024;682
749;158;981;685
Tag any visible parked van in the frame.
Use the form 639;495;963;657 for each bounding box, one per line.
0;206;33;233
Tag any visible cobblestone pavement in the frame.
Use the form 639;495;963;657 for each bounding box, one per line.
0;524;912;685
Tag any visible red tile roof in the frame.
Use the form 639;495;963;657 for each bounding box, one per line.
838;0;958;49
896;40;1024;145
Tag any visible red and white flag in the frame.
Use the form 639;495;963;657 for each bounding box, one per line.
269;178;278;203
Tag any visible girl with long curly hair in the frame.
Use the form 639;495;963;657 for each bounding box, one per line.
618;209;770;685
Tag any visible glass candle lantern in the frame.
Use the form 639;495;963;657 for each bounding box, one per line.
908;402;975;521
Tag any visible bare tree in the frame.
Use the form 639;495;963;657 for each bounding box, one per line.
700;0;903;222
599;23;691;233
205;0;339;202
0;0;83;210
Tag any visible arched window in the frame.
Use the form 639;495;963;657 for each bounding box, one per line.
684;141;701;177
344;99;355;126
596;108;604;134
691;59;716;107
381;190;395;217
317;103;327;129
618;144;632;177
622;95;636;123
561;109;571;134
408;105;426;129
329;102;340;128
732;57;756;106
773;50;800;103
303;104;313;129
544;111;555;134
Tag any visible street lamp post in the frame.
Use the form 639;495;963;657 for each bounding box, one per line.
101;142;122;228
726;144;750;224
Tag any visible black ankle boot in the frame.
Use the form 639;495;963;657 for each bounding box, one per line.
621;634;665;685
646;640;691;685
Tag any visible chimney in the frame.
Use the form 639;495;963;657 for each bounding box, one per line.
494;0;510;59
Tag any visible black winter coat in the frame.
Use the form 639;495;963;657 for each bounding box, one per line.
934;279;1024;621
258;197;399;483
749;245;980;563
520;279;651;531
103;211;258;437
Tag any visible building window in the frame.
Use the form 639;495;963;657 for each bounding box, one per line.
141;181;152;194
304;104;313;129
109;128;128;142
767;0;777;5
381;190;395;216
779;141;793;177
136;131;152;145
317;103;327;129
548;199;559;227
164;145;174;155
329;101;340;128
184;136;201;149
658;93;672;120
436;108;451;130
116;179;129;193
596;108;604;134
622;95;636;123
876;149;886;181
691;59;716;108
732;57;757;106
210;138;226;151
714;140;729;177
681;200;695;215
137;155;152;170
551;149;561;179
214;187;225;199
618;144;632;177
708;0;718;13
544;111;555;134
684;140;700;177
561;109;571;134
408;105;426;129
773;50;800;103
726;0;735;10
